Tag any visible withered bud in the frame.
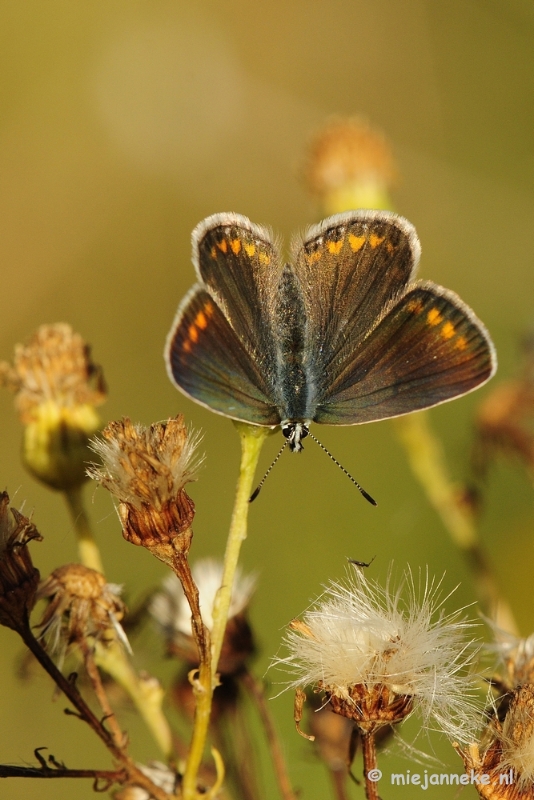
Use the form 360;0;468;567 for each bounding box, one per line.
302;117;397;214
473;333;534;481
0;492;42;631
0;324;106;491
35;563;128;653
88;417;202;565
457;684;534;798
326;682;413;733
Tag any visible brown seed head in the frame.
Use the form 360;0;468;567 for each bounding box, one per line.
0;492;42;631
0;323;106;420
89;417;202;563
36;563;127;651
325;681;413;734
457;684;534;798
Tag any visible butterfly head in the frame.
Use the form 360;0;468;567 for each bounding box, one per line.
281;421;310;453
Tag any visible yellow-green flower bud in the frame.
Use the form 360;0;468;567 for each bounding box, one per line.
0;324;106;491
302;117;397;215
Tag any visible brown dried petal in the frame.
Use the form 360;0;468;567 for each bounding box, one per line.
0;493;41;631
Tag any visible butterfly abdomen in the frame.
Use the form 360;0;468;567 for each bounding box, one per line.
274;265;318;421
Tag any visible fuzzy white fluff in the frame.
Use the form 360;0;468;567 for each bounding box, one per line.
275;566;482;745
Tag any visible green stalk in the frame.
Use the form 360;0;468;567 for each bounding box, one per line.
395;412;517;633
181;422;268;800
64;486;105;574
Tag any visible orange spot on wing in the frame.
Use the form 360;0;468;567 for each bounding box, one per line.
217;239;228;254
259;251;271;265
210;245;217;259
327;239;343;254
386;241;395;254
230;238;242;255
244;243;256;257
182;340;192;353
349;234;365;252
188;324;199;343
369;233;385;248
407;298;424;314
441;321;455;339
306;249;322;264
455;336;468;351
204;300;214;316
194;311;208;329
427;308;443;326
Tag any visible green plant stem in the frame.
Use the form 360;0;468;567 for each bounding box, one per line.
181;422;268;800
64;486;104;573
395;412;518;633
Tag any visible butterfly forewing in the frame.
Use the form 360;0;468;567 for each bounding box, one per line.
293;211;420;383
193;213;282;364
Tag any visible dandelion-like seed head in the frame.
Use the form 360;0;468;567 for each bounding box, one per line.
302;117;397;214
35;563;128;656
0;324;106;490
0;491;42;631
150;558;256;674
276;566;481;744
88;416;202;561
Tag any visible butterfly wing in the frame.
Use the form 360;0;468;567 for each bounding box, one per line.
192;213;282;358
165;213;284;426
293;210;420;386
314;283;496;424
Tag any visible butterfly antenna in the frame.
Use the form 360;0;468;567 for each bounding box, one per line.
249;440;289;502
307;432;377;506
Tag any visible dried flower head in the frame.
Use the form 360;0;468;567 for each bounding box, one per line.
88;416;202;564
473;331;534;483
150;558;256;674
276;566;481;745
35;563;128;656
458;683;534;798
0;324;106;490
0;492;42;631
114;761;178;800
302;117;397;214
455;627;534;797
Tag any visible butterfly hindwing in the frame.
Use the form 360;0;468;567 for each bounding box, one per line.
165;286;280;426
315;283;496;424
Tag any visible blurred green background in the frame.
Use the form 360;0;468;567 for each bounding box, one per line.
0;2;533;798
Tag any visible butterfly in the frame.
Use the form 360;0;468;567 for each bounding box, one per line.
165;210;496;491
